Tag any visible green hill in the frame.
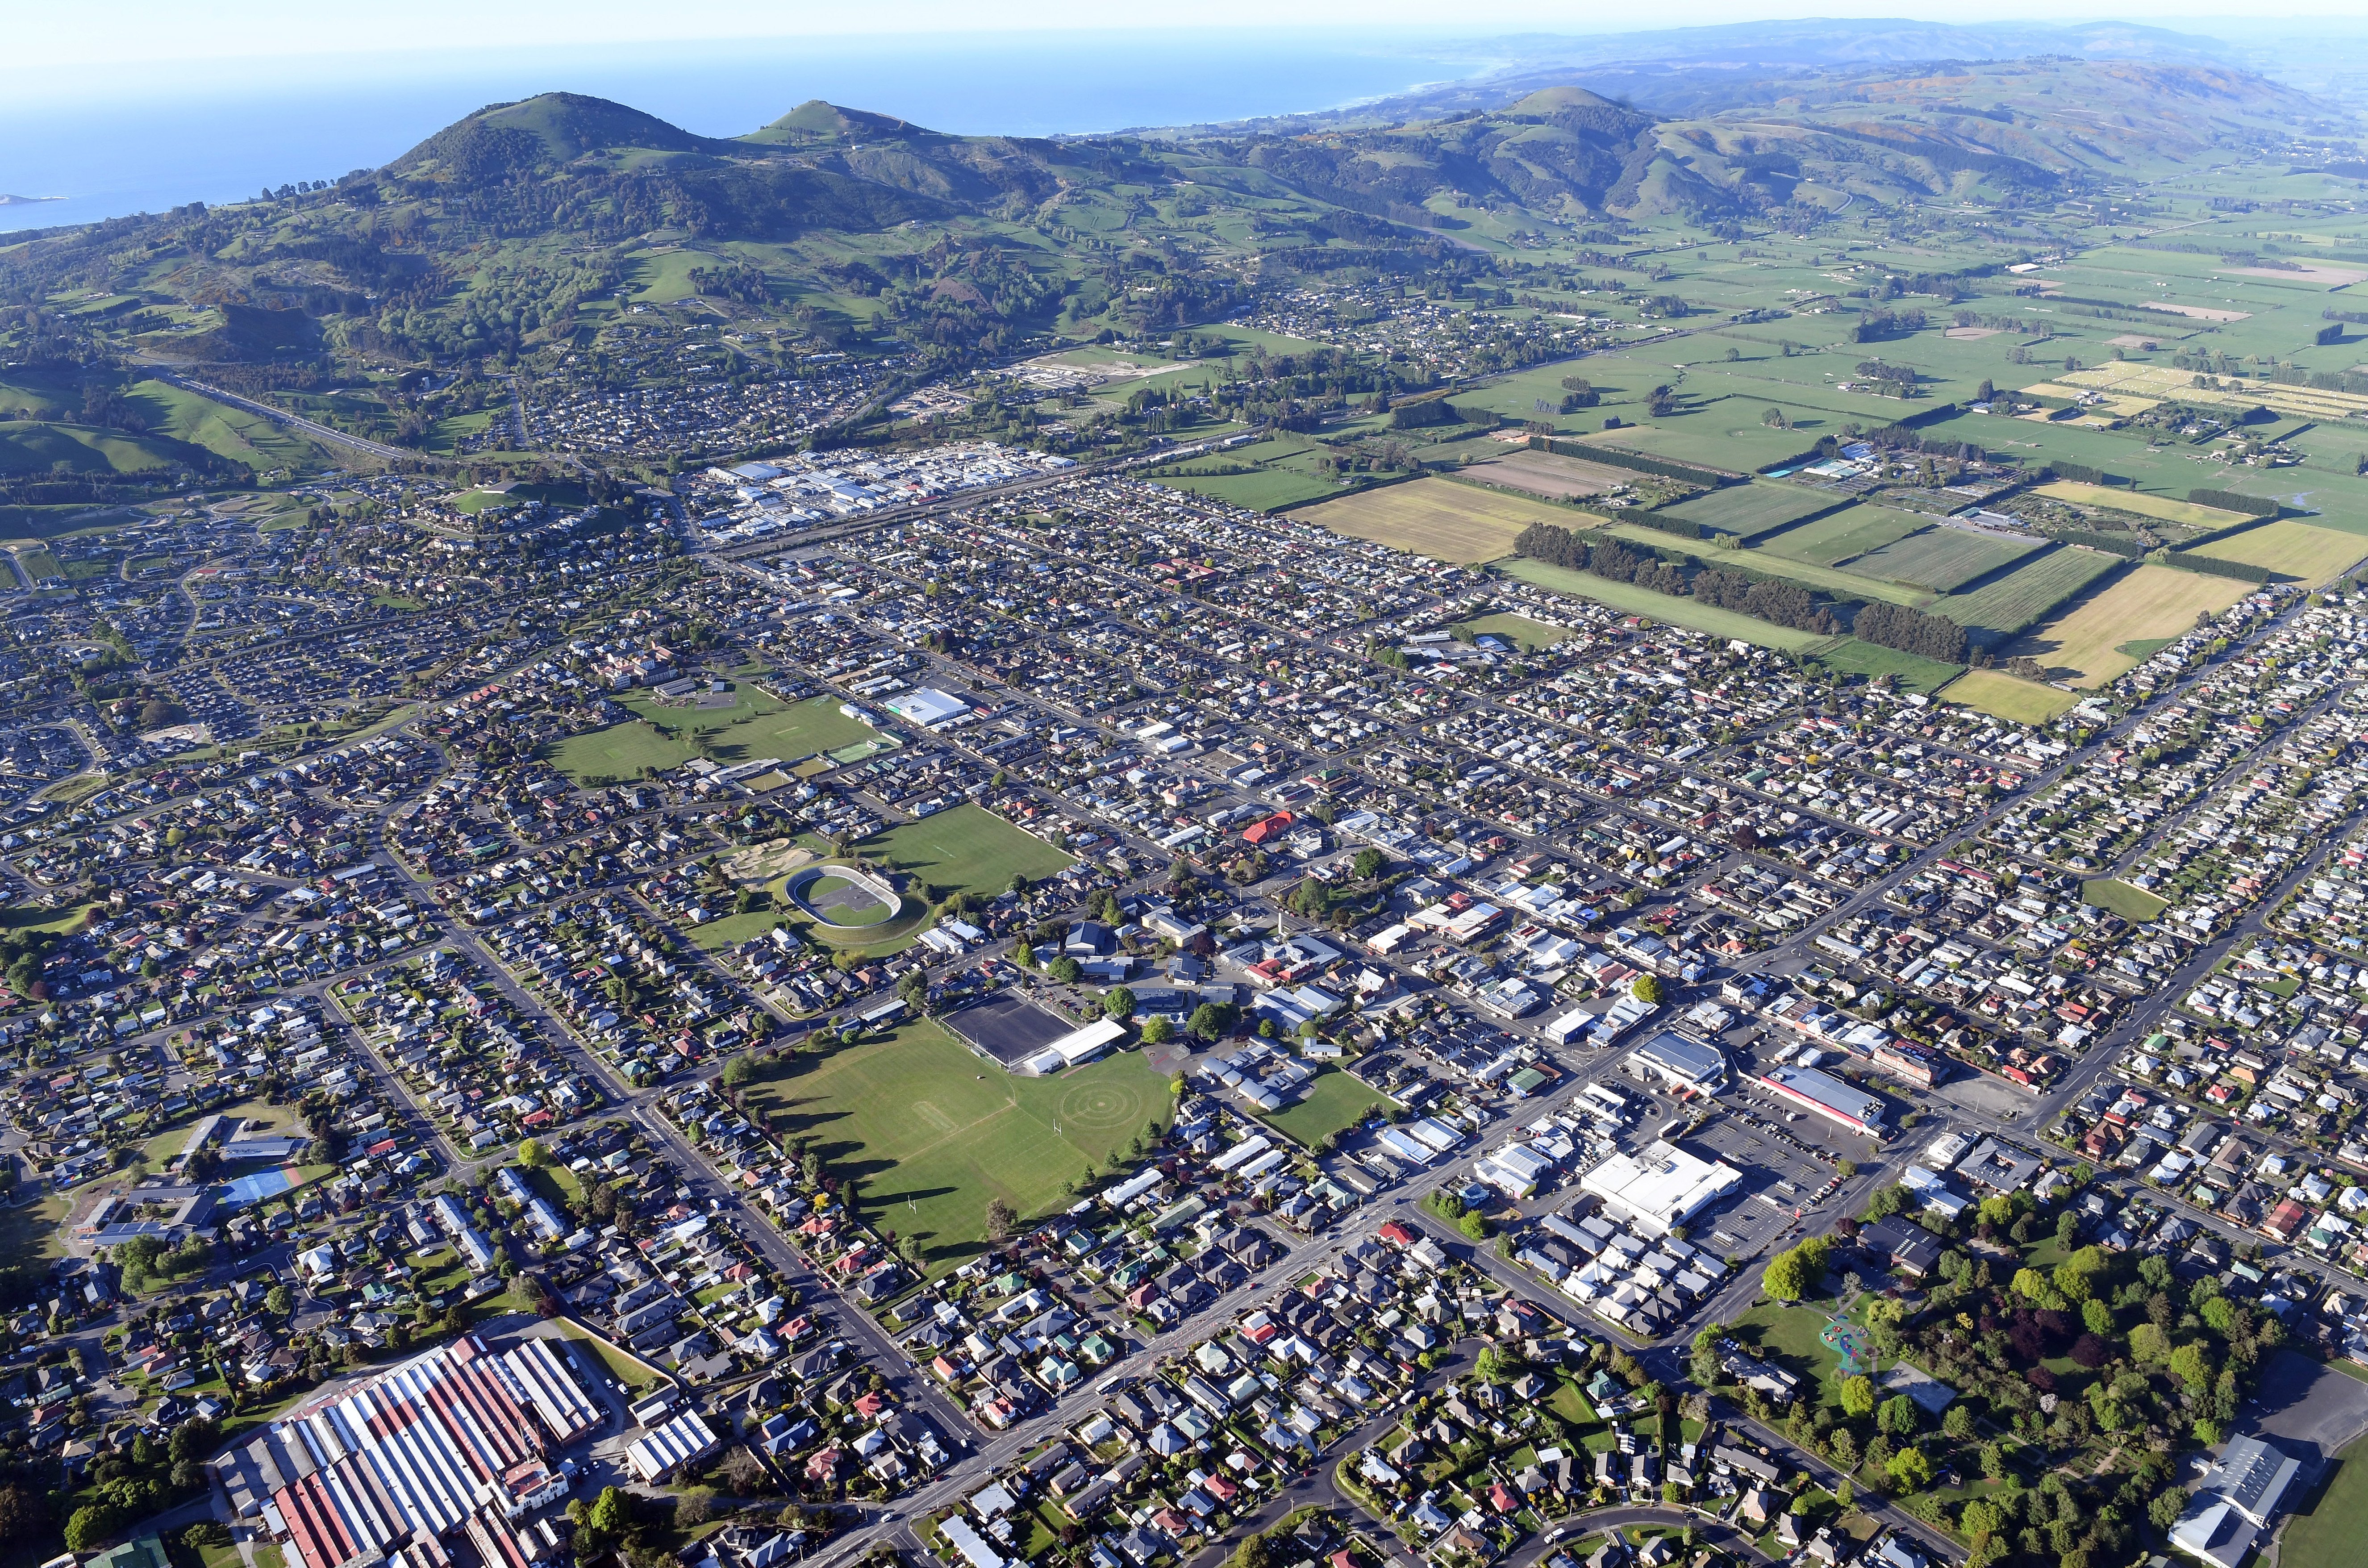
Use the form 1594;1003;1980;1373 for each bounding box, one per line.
392;91;729;181
0;420;224;477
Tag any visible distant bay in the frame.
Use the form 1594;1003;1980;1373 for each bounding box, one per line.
0;29;1505;234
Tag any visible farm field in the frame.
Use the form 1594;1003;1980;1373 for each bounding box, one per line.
2005;562;2250;685
1603;528;1930;606
1659;481;1840;540
742;1019;1171;1272
1462;449;1626;500
1938;669;2078;723
1497;558;1831;651
2034;481;2251;530
1844;525;2043;592
1932;546;2124;641
1149;467;1343;513
1298;475;1576;562
1755;504;1927;566
1571;417;1812;474
2186;520;2368;585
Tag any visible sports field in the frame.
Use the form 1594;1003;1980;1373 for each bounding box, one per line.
1845;525;2042;592
2187;520;2368;585
1497;558;1831;651
1937;669;2077;723
1754;504;1925;567
2007;562;2249;685
1933;547;2124;640
2282;1436;2368;1568
1459;611;1574;650
624;689;879;764
745;1019;1171;1271
2034;481;2251;530
1811;639;1965;693
858;803;1075;906
1298;476;1577;562
542;721;699;784
1659;483;1839;541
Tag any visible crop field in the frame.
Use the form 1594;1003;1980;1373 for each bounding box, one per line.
1604;528;1930;606
1844;525;2043;592
1932;546;2124;641
1936;669;2077;723
2005;562;2250;685
2034;482;2250;530
743;1019;1170;1272
2187;520;2368;585
1463;449;1626;500
1659;482;1840;540
2055;361;2368;423
858;803;1075;907
1299;476;1576;562
1754;504;1926;566
1497;558;1831;651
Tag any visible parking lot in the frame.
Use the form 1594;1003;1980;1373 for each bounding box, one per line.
1688;1113;1834;1260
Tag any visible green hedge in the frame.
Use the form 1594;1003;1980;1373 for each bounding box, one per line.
2188;488;2281;518
2049;462;2127;487
1534;436;1738;487
2163;551;2276;583
2052;530;2148;559
1611;507;1706;541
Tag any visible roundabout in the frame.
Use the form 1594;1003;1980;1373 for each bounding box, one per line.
784;862;903;929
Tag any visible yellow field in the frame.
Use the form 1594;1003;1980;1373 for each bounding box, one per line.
2188;520;2368;586
2044;363;2201;400
2051;362;2368;422
2012;563;2250;686
2018;384;2160;417
1298;475;1582;563
2034;482;2252;530
1936;669;2078;724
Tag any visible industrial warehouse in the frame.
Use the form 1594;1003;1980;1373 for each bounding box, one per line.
218;1334;604;1568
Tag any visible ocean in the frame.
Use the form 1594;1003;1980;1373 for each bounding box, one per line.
0;29;1515;234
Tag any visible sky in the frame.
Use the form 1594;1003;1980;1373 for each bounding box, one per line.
8;2;2368;79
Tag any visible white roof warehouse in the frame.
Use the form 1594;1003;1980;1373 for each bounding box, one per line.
1755;1063;1886;1137
1578;1141;1743;1238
